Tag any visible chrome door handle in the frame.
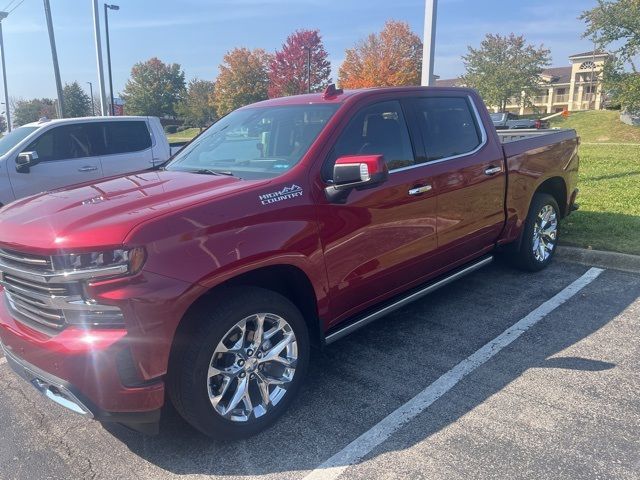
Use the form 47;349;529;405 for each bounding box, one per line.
484;166;502;175
78;166;98;172
408;185;433;196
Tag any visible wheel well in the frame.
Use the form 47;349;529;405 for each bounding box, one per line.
184;265;322;348
535;177;567;217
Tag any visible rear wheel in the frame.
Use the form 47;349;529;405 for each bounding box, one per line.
512;193;560;271
168;287;310;439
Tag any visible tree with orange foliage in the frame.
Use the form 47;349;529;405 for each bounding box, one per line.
214;48;271;116
338;20;423;89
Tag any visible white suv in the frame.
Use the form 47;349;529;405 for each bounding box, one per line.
0;116;173;206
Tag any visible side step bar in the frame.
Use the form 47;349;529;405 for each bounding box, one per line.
324;255;493;345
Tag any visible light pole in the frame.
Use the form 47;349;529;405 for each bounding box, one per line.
43;0;64;118
0;11;11;131
87;81;95;115
92;0;108;116
307;47;311;94
104;4;119;115
421;0;438;86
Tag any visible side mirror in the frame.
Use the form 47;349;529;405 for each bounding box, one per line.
325;154;388;204
16;151;39;173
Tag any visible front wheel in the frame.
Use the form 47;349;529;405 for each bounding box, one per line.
167;287;310;439
512;193;560;271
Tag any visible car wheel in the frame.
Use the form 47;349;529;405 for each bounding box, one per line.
168;287;310;439
513;193;560;272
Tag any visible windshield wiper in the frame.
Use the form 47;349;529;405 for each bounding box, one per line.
190;168;237;177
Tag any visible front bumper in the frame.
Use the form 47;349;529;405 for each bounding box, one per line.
1;342;161;433
0;293;165;432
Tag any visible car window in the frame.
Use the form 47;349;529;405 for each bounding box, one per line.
167;104;339;180
24;124;99;162
413;97;482;162
323;100;414;180
0;126;38;156
103;121;152;155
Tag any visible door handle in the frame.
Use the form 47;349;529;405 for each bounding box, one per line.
408;185;433;196
78;166;98;172
484;166;502;175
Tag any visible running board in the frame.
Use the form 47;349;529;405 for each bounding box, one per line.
324;255;493;345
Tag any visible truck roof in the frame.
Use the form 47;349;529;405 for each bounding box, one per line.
22;115;154;128
243;86;477;109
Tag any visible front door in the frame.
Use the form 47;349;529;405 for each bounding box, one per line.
8;124;103;199
317;100;439;325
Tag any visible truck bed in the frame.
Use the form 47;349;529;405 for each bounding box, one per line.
497;128;575;143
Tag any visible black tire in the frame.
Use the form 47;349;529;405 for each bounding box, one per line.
511;193;560;272
167;287;310;439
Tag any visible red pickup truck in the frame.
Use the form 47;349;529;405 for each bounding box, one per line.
0;86;579;438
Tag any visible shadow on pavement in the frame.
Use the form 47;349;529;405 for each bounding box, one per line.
101;261;639;477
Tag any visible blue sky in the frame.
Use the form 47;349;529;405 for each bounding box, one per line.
5;0;599;100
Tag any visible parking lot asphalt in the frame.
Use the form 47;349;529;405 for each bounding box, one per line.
0;258;638;480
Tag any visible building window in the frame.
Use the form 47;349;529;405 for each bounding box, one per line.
584;85;597;94
579;61;596;70
556;88;567;95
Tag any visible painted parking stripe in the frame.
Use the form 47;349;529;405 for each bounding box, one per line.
303;267;604;480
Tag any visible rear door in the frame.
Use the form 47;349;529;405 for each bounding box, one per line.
318;99;439;325
408;95;506;268
8;123;103;199
99;120;154;176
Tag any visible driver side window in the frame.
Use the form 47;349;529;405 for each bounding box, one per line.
323;100;414;180
24;125;96;162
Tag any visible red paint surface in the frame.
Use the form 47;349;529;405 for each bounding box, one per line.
0;87;578;418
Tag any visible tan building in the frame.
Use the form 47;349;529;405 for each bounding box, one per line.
436;50;609;115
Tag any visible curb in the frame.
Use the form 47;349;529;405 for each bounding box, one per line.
556;246;640;274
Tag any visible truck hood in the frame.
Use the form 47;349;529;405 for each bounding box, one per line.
0;170;265;252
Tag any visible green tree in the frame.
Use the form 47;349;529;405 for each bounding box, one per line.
176;79;216;130
13;98;58;126
0;115;6;134
62;81;91;118
214;48;270;116
462;33;551;112
582;0;640;113
121;57;186;117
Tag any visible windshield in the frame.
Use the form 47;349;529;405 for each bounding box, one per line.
166;104;339;179
489;113;506;122
0;126;39;156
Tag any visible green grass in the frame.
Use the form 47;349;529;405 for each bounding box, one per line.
166;128;200;142
549;110;640;144
560;143;640;254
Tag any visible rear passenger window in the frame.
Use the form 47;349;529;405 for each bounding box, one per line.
103;121;152;155
414;97;482;162
323;100;414;180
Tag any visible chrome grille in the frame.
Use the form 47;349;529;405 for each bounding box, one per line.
0;247;125;334
0;248;53;271
0;249;74;334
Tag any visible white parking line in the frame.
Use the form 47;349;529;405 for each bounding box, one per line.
303;267;604;480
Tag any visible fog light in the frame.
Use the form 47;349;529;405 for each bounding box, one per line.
64;305;125;327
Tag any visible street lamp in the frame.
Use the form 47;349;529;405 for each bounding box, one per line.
0;11;11;131
104;4;119;115
304;46;311;94
87;81;95;115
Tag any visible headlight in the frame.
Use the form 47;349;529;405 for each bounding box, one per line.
51;247;146;281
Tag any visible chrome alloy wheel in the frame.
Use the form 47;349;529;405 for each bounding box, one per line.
532;204;558;263
207;313;298;422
